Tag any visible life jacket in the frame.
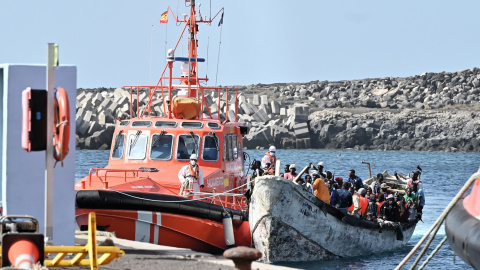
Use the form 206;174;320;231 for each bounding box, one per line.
189;164;200;180
359;197;368;216
265;151;277;166
376;201;384;217
349;194;358;212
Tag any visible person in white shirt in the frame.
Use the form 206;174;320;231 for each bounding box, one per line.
178;154;204;199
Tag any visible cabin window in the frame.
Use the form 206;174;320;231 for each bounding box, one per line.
127;132;148;160
231;134;238;159
223;136;227;161
119;121;130;127
176;134;200;160
155;121;177;128
111;132;125;159
238;141;243;161
150;133;174;160
132;121;152;127
181;122;204;129
227;135;234;160
202;135;219;161
207;122;220;129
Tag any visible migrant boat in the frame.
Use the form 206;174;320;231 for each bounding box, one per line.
445;171;480;269
75;0;252;254
249;175;419;263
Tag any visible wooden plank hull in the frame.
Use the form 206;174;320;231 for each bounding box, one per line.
249;176;417;263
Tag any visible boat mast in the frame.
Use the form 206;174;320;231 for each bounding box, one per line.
187;0;198;97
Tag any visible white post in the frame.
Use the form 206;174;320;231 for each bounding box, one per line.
275;160;281;176
45;43;58;242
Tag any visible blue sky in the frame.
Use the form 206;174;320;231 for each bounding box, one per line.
1;1;479;88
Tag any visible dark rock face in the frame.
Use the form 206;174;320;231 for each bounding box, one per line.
76;67;480;152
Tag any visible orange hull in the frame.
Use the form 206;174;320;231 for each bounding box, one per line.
76;208;251;254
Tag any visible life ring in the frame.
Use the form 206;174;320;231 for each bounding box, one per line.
53;87;70;162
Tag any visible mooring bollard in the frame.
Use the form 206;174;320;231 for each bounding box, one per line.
223;246;262;270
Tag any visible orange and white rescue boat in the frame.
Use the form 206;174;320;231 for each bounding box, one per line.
75;1;251;253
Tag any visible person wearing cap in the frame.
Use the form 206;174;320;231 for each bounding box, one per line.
178;154;204;199
380;194;401;222
312;161;327;179
380;183;391;200
335;176;343;186
261;146;277;170
284;164;298;181
346;169;364;191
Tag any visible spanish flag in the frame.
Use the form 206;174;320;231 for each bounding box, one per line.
160;11;168;23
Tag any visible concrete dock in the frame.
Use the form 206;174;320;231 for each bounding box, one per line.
69;233;299;270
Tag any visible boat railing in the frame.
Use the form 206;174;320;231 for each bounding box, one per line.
82;168;145;189
123;85;238;122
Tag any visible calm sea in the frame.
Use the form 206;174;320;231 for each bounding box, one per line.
76;149;480;270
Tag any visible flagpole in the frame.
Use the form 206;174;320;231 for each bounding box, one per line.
150;24;153;85
215;23;223;87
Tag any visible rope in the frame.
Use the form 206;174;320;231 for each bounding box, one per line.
418;236;447;270
395;172;479;270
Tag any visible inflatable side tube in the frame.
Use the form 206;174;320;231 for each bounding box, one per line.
75;190;248;223
445;199;480;269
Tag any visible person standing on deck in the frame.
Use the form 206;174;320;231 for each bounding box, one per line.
261;146;277;170
178;154;204;199
346;169;364;191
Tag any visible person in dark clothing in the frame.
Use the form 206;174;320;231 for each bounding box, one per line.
337;182;353;214
245;160;264;202
330;183;340;208
366;194;378;221
346;169;364;191
380;194;401;222
325;171;335;192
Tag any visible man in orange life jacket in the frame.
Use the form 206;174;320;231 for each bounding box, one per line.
261;146;277;170
349;188;368;218
178;154;204;199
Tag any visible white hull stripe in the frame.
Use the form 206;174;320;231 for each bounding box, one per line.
135;211;162;243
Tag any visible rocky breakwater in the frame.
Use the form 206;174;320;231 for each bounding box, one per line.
308;109;480;152
76;68;480;152
75;87;166;149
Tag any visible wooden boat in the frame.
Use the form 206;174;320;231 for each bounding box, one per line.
75;1;252;254
249;175;418;263
445;172;480;269
363;170;409;194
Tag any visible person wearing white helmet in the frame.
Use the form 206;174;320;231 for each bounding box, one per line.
178;154;204;199
261;146;277;170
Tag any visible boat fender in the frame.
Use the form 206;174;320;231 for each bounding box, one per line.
223;213;236;248
53;87;70;163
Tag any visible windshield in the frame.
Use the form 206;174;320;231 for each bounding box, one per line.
127;133;148;160
202;135;219;161
150;134;174;160
176;134;200;160
112;133;125;159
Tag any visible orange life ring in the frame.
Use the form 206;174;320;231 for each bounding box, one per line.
53;87;70;162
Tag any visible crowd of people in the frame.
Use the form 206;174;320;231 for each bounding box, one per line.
247;146;426;224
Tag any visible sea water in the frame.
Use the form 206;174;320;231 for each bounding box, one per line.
76;149;480;269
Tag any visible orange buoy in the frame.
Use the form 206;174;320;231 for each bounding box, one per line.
7;239;40;268
53;87;70;162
